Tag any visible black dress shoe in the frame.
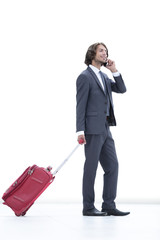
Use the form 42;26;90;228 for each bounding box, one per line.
83;208;108;216
102;208;130;216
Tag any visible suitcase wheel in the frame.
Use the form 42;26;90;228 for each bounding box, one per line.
15;213;21;217
15;212;26;217
22;211;26;216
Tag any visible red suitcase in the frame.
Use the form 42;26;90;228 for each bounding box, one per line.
2;140;83;216
2;165;54;216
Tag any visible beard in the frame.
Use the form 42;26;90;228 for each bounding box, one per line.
94;58;106;66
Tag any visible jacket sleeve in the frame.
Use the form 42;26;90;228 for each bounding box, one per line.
110;74;127;93
76;74;90;132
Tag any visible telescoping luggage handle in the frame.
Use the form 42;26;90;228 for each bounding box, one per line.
52;139;84;176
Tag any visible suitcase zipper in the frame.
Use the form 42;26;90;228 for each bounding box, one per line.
28;169;34;175
13;181;18;187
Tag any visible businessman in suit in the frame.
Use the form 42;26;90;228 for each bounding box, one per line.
76;42;130;216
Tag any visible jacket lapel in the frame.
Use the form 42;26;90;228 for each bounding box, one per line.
87;67;106;95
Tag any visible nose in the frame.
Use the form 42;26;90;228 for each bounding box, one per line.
103;51;107;58
103;54;107;60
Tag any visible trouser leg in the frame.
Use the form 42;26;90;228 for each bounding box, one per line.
83;134;105;211
100;125;119;209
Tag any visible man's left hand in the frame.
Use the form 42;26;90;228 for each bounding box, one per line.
105;59;118;73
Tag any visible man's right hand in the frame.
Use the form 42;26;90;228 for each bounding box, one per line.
77;135;86;145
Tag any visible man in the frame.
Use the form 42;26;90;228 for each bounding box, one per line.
76;42;130;217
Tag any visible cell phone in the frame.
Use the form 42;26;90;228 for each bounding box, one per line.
103;62;108;67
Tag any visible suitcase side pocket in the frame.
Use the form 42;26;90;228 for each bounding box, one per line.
2;165;37;201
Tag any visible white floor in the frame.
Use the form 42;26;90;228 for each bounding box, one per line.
0;203;160;240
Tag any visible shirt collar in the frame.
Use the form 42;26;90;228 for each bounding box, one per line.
89;64;100;75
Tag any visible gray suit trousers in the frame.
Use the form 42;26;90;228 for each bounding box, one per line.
83;122;118;211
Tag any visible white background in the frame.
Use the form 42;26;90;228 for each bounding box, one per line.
0;0;160;204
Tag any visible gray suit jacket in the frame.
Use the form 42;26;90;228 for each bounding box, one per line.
76;67;126;134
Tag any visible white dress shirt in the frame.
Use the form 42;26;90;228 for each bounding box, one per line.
89;65;105;91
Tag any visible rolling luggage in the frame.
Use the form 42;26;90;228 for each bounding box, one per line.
2;139;83;216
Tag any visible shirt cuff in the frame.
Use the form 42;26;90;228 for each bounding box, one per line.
112;71;120;77
77;131;84;136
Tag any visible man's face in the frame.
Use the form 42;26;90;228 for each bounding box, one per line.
94;44;108;64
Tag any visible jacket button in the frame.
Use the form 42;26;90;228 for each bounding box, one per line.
105;102;107;104
104;111;107;114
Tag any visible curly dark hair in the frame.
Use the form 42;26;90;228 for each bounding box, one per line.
84;42;108;66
